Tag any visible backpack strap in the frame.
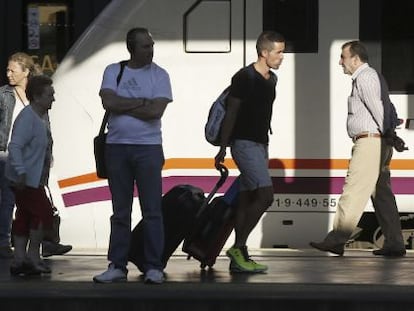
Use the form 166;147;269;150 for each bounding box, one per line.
352;74;383;134
353;70;398;135
268;71;277;135
245;65;277;135
236;65;277;136
99;60;128;134
117;60;128;85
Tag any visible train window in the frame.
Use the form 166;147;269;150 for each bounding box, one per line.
184;0;231;53
263;0;318;53
24;1;73;76
360;0;414;94
381;1;414;94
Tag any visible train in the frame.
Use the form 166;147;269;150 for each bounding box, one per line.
48;0;414;250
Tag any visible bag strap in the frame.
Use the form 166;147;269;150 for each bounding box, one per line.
45;184;58;215
245;65;277;135
99;60;128;135
352;74;383;134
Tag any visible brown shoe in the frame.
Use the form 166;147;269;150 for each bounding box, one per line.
309;241;344;256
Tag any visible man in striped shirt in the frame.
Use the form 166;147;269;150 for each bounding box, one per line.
310;40;405;257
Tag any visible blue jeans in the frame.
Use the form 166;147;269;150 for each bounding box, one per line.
0;156;15;247
105;144;165;272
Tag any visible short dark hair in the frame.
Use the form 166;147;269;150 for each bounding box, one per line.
126;27;150;53
342;40;369;63
26;75;53;101
256;31;285;56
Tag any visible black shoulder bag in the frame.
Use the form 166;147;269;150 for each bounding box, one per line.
93;60;128;178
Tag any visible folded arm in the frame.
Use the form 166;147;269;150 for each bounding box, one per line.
100;88;171;120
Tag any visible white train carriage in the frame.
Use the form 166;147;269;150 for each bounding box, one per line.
48;0;414;250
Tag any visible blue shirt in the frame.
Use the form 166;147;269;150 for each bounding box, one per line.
6;106;51;188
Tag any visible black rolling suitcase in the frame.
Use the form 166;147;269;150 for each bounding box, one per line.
128;165;228;272
182;171;239;269
128;184;205;272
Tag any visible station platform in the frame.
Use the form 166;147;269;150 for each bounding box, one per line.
1;248;414;311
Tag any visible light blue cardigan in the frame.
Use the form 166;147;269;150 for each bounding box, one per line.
6;106;50;188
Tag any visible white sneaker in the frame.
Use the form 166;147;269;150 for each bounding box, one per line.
93;263;127;283
144;269;164;284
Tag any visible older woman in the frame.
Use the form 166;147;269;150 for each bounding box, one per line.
6;75;56;275
0;53;71;261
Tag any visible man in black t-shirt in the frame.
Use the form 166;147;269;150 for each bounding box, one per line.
215;31;285;273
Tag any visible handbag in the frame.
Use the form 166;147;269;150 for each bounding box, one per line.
94;111;109;179
44;185;61;243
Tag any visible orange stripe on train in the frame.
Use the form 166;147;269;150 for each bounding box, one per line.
57;158;414;188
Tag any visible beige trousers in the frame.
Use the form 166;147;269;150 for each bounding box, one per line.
325;137;404;248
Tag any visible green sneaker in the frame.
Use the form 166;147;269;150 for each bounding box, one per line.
229;259;268;273
246;258;268;273
226;246;268;273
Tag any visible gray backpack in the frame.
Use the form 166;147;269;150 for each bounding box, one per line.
204;66;263;146
204;86;230;146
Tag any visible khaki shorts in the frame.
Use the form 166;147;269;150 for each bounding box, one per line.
230;139;272;191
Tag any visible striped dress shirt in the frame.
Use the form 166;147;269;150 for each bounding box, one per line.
347;63;384;138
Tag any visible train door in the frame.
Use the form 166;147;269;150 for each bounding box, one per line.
161;0;260;158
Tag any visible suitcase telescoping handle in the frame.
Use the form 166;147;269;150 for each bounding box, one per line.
207;164;228;202
216;164;228;189
196;164;228;218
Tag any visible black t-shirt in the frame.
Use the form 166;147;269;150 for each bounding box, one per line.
229;64;277;144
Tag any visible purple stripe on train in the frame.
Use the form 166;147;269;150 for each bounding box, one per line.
61;176;414;207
